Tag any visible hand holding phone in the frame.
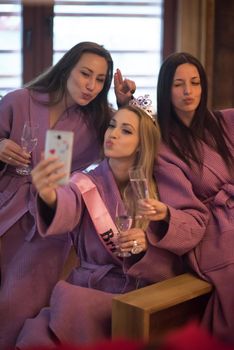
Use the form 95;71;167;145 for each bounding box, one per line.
44;130;74;185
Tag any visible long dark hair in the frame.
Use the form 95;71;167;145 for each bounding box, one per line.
157;52;233;171
26;41;114;144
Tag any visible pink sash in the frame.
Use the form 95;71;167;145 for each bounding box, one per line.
72;172;119;257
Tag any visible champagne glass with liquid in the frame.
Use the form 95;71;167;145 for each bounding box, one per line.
16;121;39;175
115;202;132;257
128;166;149;200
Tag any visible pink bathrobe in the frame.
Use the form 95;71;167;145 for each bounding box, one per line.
0;88;102;349
154;109;234;343
16;159;185;348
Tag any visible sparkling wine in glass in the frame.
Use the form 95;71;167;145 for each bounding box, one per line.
16;121;39;176
129;166;149;199
115;203;132;258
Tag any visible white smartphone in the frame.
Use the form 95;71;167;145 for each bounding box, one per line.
45;130;74;185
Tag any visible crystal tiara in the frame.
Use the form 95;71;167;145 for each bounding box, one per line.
129;94;156;123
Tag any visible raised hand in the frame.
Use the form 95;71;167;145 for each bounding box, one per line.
114;68;136;107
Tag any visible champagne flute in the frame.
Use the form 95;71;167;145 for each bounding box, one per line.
115;202;132;258
128;166;149;199
16;121;39;175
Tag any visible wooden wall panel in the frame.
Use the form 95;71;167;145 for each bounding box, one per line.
162;0;178;59
23;3;53;84
212;0;234;109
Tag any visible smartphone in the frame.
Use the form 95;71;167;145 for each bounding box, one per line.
45;130;74;185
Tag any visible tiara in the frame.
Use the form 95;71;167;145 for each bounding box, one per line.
129;94;156;123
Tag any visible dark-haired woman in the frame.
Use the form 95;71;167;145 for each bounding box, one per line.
0;41;135;349
139;52;234;344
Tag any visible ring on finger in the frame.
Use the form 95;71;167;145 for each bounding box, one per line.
8;156;12;161
131;239;143;255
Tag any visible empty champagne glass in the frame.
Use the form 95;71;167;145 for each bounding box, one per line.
16;121;39;175
128;166;149;199
115;202;132;257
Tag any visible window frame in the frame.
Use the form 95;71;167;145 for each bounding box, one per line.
0;1;177;95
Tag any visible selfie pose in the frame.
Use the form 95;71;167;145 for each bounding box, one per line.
0;41;136;349
16;101;185;348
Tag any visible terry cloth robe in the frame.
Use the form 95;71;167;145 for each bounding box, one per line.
153;109;234;344
0;88;101;349
16;158;185;348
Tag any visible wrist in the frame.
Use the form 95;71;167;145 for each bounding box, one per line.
117;94;134;109
41;192;57;209
164;206;170;223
